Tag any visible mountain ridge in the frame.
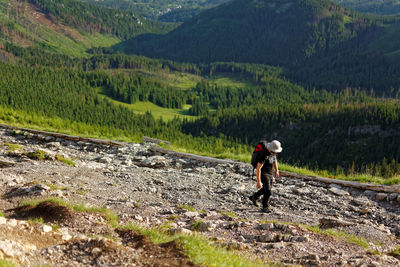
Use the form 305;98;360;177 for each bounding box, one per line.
122;0;400;92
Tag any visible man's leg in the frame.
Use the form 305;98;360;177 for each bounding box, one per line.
261;175;273;212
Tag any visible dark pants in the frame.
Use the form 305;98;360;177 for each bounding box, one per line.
252;174;273;208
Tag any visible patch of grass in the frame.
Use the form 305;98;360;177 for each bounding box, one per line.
3;143;23;151
0;259;15;267
28;217;44;224
55;154;75;166
191;220;205;231
169;214;179;221
179;204;196;212
33;181;70;191
20;198;119;227
25;150;47;160
52;223;60;231
0;211;4;217
280;163;400;186
220;211;238;218
305;225;369;249
120;223;265;267
389;246;400;258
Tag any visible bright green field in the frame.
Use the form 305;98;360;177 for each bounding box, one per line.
211;73;257;89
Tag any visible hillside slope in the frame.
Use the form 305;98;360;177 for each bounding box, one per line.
0;0;174;57
123;0;400;92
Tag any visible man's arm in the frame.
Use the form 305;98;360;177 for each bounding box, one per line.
256;162;263;189
273;159;279;178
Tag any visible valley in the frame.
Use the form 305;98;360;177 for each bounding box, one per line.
0;0;400;265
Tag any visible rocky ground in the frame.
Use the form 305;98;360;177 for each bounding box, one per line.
0;126;399;266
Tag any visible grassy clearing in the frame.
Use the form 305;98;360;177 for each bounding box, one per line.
120;223;266;267
211;73;257;89
132;69;203;90
20;197;119;227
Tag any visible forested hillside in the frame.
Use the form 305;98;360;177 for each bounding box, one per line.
123;0;400;94
80;0;228;22
0;0;175;57
333;0;400;15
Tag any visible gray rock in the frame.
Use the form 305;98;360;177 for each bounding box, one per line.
258;234;275;243
258;223;274;230
375;193;388;201
328;187;350;196
140;156;169;168
6;184;50;197
319;217;353;229
265;242;285;249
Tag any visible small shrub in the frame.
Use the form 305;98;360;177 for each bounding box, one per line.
0;211;4;217
26;150;47;160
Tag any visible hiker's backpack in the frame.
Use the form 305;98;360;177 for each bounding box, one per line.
251;140;268;170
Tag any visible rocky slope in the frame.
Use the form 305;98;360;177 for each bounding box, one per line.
0;125;399;266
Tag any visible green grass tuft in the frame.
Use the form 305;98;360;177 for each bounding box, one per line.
55;154;75;166
25;150;47;160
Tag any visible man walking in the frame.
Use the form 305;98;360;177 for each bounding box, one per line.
249;140;282;213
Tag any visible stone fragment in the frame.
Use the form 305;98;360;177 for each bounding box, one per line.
360;208;372;215
184;211;199;218
6;184;50;197
0;217;6;225
258;234;275;243
265;242;285;249
43;225;52;233
319;217;353;229
375;193;388;201
328;187;350;196
258;223;274;230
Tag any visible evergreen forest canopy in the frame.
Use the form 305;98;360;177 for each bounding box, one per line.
0;0;399;180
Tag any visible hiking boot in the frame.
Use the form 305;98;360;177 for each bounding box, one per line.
248;195;258;207
261;207;271;213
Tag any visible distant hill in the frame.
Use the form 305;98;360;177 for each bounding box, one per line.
122;0;400;93
0;0;175;57
333;0;400;15
80;0;228;22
